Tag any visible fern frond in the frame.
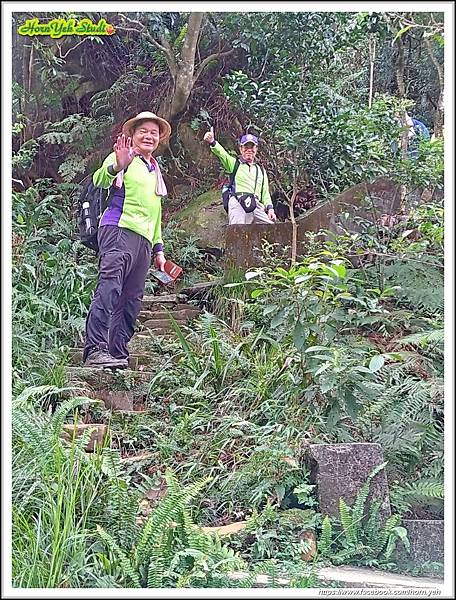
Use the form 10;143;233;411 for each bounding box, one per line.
376;513;401;555
101;448;124;479
384;524;409;560
350;461;387;536
96;525;141;587
397;479;444;500
339;498;356;545
135;471;210;571
12;408;49;456
50;395;94;437
318;515;333;556
365;500;382;550
397;329;444;347
332;544;367;565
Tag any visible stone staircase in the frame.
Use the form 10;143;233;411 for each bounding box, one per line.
63;290;203;447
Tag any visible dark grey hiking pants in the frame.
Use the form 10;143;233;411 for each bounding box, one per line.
83;225;151;361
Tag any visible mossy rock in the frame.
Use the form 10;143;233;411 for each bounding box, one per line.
171;188;227;249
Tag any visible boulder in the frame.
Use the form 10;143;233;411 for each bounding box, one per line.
307;443;391;522
395;520;444;574
171;188;227;248
61;423;107;452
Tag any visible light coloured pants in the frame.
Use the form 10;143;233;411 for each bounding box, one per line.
228;197;273;225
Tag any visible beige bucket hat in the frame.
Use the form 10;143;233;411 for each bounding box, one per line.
122;111;172;142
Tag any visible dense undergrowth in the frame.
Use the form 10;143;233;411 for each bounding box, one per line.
12;178;444;586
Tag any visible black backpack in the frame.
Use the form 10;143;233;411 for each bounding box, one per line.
78;178;111;252
78;166;129;252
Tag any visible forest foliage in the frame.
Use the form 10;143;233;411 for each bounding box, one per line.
10;9;445;588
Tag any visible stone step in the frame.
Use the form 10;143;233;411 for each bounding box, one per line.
315;566;443;590
61;423;108;452
65;367;156;402
142;319;188;332
138;308;200;322
180;281;219;297
68;350;152;371
127;333;181;352
142;328;176;337
394;519;444;575
111;409;151;416
141;302;192;313
127;335;155;354
141;294;186;309
120;451;156;464
98;390;134;411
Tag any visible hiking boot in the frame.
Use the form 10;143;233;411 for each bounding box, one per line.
84;350;128;369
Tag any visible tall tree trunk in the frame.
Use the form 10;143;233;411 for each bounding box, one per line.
433;89;444;137
160;13;204;123
395;38;409;209
395;37;406;97
119;12;235;129
368;37;376;108
21;40;33;143
423;36;444;137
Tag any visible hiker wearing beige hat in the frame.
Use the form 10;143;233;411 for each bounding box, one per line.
83;111;172;369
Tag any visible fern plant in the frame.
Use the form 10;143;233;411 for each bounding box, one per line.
95;470;246;588
317;463;410;567
359;366;444;518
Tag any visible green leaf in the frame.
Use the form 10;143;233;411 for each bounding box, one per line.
393;526;410;552
344;389;360;420
368;355;385;373
245;271;261;280
305;346;330;353
224;282;244;288
263;304;278;315
353;366;373;374
315;363;331;376
322;265;340;279
294;483;316;504
294;275;312;284
330;262;347;278
293;321;306;350
320;375;336;393
271;311;286;328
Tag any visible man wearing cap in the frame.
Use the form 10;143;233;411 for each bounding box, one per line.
203;130;277;225
83;111;171;368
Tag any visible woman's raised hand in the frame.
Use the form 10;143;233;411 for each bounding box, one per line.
113;134;134;172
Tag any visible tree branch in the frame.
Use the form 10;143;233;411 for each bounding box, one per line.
422;35;443;89
117;14;177;77
194;48;235;83
385;12;444;33
57;38;89;60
